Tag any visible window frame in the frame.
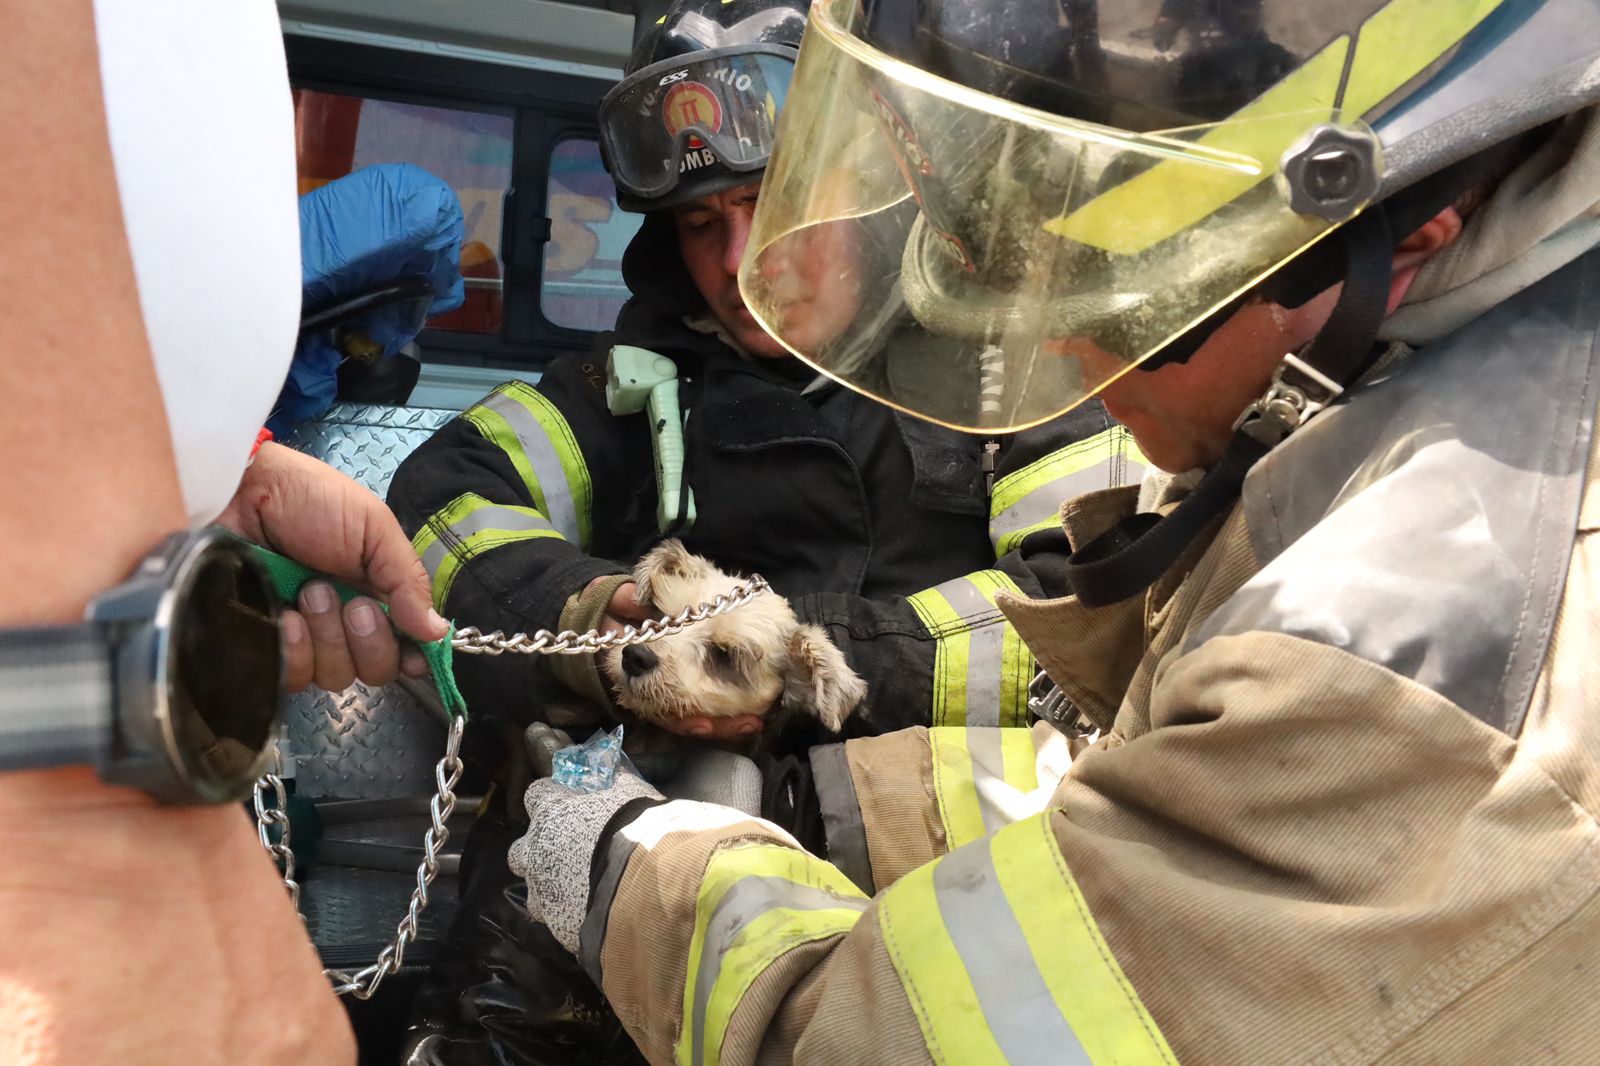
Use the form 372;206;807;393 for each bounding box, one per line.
539;133;640;334
285;35;626;371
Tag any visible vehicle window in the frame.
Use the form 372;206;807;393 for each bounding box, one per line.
541;137;641;333
293;89;514;335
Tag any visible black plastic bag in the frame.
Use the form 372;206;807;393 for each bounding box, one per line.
400;812;647;1066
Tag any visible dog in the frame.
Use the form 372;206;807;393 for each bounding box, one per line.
599;540;866;732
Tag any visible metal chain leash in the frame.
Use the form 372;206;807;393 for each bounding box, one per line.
255;715;465;999
450;574;770;656
253;750;300;915
255;574;771;998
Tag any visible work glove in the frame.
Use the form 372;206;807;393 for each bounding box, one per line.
508;762;662;957
661;748;763;817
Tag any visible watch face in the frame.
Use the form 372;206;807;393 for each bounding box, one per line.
167;538;280;800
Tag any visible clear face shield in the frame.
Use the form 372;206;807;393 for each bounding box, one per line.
739;0;1378;433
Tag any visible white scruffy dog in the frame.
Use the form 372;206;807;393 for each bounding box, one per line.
599;540;866;731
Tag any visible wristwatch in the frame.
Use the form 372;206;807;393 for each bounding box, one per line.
0;526;284;804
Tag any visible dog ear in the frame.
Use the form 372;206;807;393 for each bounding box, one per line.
633;538;696;606
780;624;866;732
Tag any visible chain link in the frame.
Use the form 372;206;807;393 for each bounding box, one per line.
323;714;464;999
255;715;465;999
256;576;770;997
451;574;770;656
253;749;300;917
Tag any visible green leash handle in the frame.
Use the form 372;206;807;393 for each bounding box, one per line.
242;540;469;719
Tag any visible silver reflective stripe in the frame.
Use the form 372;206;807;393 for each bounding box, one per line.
447;502;557;540
933;840;1093;1065
964;727;1010;836
419;537;449;581
990;461;1120;547
420;501;559;579
481;391;582;543
689;876;869;1066
936;577;1006;727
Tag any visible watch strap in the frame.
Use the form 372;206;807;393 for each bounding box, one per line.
0;624;112;772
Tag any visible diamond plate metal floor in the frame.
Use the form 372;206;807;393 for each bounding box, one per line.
280;402;471;972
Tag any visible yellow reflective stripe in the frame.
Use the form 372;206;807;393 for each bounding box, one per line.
969;570;1032;728
994;817;1178;1064
991;430;1118;514
908;571;1032;727
1342;0;1503;117
1049;40;1348;254
877;860;1009;1066
999;728;1039;794
930;728;988;849
678;844;868;1066
931;726;1046;848
462;382;594;550
994;515;1061;558
411;492;564;609
880;816;1177;1066
700;905;866;1066
906;583;968;728
992;427;1149;555
430;491;555;535
1051;0;1501;255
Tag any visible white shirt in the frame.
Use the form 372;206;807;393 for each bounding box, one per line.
93;0;301;522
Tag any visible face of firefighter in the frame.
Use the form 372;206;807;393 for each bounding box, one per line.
1073;209;1464;473
600;540;865;731
674;181;863;359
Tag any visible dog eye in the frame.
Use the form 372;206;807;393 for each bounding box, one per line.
708;643;737;667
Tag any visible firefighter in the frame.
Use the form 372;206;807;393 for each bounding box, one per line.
386;0;1141;752
393;1;1141;1059
510;0;1600;1062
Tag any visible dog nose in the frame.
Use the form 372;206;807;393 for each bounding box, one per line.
621;644;658;678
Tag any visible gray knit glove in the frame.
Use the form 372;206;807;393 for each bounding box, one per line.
507;767;662;956
661;748;763;817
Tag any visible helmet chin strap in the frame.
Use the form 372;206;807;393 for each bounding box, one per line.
1063;206;1395;608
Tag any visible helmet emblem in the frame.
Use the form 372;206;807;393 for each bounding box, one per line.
663;81;724;141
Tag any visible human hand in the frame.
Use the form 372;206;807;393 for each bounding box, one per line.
588;577;765;740
652;712;766;741
214;442;449;692
591;577;652;636
508;764;663;956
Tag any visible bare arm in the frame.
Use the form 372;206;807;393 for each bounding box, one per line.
0;4;352;1063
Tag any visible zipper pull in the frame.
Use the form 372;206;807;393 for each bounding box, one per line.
982;439;1000;497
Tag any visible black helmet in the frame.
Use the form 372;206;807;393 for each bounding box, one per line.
737;0;1600;432
600;0;809;212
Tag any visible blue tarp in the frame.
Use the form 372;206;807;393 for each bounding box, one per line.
271;163;465;433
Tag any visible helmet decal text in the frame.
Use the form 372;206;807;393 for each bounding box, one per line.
678;145;720;174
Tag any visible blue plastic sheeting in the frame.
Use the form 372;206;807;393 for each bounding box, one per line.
272;163;465;433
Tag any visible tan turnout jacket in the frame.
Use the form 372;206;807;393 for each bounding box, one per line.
576;163;1600;1065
